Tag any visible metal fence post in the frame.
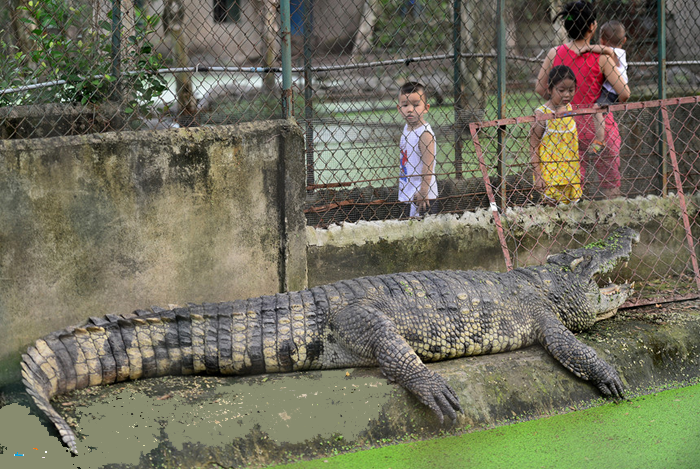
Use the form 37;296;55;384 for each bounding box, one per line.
453;0;463;179
111;0;122;102
497;0;506;210
658;0;667;195
661;105;700;292
303;0;315;190
280;0;293;120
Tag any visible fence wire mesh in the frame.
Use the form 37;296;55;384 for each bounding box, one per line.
1;0;699;302
470;97;700;306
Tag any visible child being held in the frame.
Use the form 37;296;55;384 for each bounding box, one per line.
582;20;628;154
530;65;582;206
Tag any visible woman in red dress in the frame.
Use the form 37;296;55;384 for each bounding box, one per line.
535;1;630;199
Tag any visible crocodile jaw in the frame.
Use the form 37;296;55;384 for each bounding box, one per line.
591;281;634;322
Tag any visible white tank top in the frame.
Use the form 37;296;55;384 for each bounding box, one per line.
399;123;438;202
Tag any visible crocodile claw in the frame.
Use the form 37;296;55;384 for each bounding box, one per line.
592;361;625;399
405;369;463;423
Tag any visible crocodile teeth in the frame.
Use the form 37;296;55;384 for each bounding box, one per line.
600;284;621;295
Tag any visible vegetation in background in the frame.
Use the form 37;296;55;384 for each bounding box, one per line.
0;0;166;116
373;1;452;53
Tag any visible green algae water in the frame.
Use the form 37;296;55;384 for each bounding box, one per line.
278;383;700;469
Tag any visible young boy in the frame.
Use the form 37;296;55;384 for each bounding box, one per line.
586;20;628;154
397;81;438;218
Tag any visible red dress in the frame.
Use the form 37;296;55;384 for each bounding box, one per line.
552;44;621;190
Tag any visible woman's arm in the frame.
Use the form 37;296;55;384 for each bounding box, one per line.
579;44;616;58
600;54;630;102
535;48;558;99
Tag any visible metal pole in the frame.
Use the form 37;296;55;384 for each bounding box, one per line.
658;0;667;196
453;0;463;179
471;123;513;271
280;0;293;119
496;0;506;209
303;0;315;190
661;106;700;292
111;0;122;102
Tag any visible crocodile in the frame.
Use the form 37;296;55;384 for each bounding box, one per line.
21;227;639;455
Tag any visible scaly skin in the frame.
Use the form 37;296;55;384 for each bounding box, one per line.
21;227;639;455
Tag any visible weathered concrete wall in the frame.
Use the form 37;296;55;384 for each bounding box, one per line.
307;194;700;286
0;120;307;387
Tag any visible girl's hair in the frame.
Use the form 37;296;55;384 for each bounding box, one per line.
548;65;577;89
553;1;596;41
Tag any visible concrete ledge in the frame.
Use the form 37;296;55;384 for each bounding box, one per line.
306;194;700;287
1;300;698;468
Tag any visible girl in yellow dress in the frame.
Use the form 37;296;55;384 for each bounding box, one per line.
530;65;582;205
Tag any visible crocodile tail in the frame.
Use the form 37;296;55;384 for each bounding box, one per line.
21;296;325;454
19;303;253;454
21;347;79;454
18;308;179;455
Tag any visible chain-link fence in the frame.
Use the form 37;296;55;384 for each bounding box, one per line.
2;0;699;302
470;97;700;305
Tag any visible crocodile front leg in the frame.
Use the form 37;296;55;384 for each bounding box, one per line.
535;308;625;398
331;299;463;422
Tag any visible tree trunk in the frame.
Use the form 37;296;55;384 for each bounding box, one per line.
549;0;568;44
163;0;197;126
8;0;36;66
351;0;380;62
253;0;280;95
119;0;137;72
457;0;488;123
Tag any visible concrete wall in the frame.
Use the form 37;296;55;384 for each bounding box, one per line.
0;120;307;386
307;195;700;287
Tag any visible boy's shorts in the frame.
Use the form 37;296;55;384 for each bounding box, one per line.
596;88;619;106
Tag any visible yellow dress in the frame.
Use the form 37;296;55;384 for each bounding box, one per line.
535;103;582;204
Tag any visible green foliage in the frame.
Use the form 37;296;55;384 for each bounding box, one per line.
373;1;452;54
0;35;28;106
0;0;166;115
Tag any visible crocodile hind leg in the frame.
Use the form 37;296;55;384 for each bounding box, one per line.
331;299;463;422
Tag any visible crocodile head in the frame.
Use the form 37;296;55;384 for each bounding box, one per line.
546;227;640;322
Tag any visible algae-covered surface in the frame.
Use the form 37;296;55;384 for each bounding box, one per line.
277;382;700;469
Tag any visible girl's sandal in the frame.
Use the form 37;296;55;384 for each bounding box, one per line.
590;139;605;155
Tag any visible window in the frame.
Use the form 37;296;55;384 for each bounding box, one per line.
214;0;241;23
